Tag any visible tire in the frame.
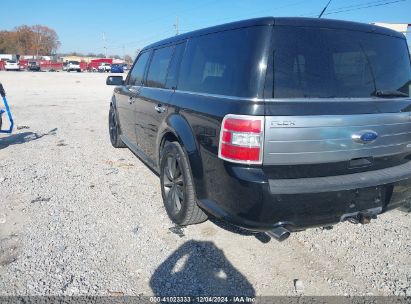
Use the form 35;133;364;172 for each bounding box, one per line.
109;105;126;148
160;141;208;225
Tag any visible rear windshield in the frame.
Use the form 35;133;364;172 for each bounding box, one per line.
271;26;411;98
8;60;16;63
69;61;79;64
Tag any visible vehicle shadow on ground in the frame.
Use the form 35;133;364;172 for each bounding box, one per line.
150;240;255;297
0;128;57;149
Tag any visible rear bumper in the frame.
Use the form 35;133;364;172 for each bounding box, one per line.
269;161;411;194
198;161;411;232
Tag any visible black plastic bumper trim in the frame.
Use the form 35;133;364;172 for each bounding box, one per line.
269;161;411;194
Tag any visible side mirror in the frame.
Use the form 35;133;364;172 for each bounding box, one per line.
106;76;124;86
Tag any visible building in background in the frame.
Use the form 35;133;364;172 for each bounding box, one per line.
0;54;15;61
21;55;54;61
59;55;95;63
372;22;410;35
372;23;411;54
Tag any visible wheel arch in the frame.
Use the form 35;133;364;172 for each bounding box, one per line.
109;95;123;133
109;94;117;109
157;113;206;199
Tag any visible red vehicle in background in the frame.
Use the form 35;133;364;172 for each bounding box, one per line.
88;58;113;72
19;60;28;70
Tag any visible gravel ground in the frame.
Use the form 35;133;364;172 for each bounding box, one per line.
0;71;410;297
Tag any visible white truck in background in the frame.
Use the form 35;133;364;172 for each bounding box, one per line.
66;61;81;72
98;62;111;72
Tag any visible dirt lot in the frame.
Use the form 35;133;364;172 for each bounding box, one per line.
0;71;410;297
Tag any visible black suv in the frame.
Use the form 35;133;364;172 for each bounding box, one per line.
107;17;411;240
27;61;41;71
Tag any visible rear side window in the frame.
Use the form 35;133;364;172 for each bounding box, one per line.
165;42;186;90
128;51;150;86
271;26;411;98
178;26;270;97
146;46;174;88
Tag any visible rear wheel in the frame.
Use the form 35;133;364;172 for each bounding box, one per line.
160;141;208;225
109;106;126;148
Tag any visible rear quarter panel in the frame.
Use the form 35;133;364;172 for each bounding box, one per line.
163;91;264;200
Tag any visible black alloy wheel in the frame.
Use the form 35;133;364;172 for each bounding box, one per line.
109;106;126;148
160;141;207;225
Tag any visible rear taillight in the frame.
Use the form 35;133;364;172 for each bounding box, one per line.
218;114;264;164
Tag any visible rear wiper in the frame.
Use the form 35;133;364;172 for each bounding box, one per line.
372;90;409;98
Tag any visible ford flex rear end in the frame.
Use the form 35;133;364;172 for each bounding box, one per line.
107;17;411;240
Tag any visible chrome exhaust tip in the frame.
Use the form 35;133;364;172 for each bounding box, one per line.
266;226;291;242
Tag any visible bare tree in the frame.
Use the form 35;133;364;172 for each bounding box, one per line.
124;55;133;64
14;26;34;54
31;25;60;55
0;24;60;55
0;31;15;53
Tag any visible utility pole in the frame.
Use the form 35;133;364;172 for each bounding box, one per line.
103;32;107;58
36;35;42;58
174;16;179;36
35;27;42;58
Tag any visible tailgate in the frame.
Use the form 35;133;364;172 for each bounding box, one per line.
263;112;411;165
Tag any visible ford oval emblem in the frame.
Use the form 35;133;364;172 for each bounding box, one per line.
352;130;378;144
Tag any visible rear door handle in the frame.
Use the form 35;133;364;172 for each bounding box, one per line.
155;105;166;113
